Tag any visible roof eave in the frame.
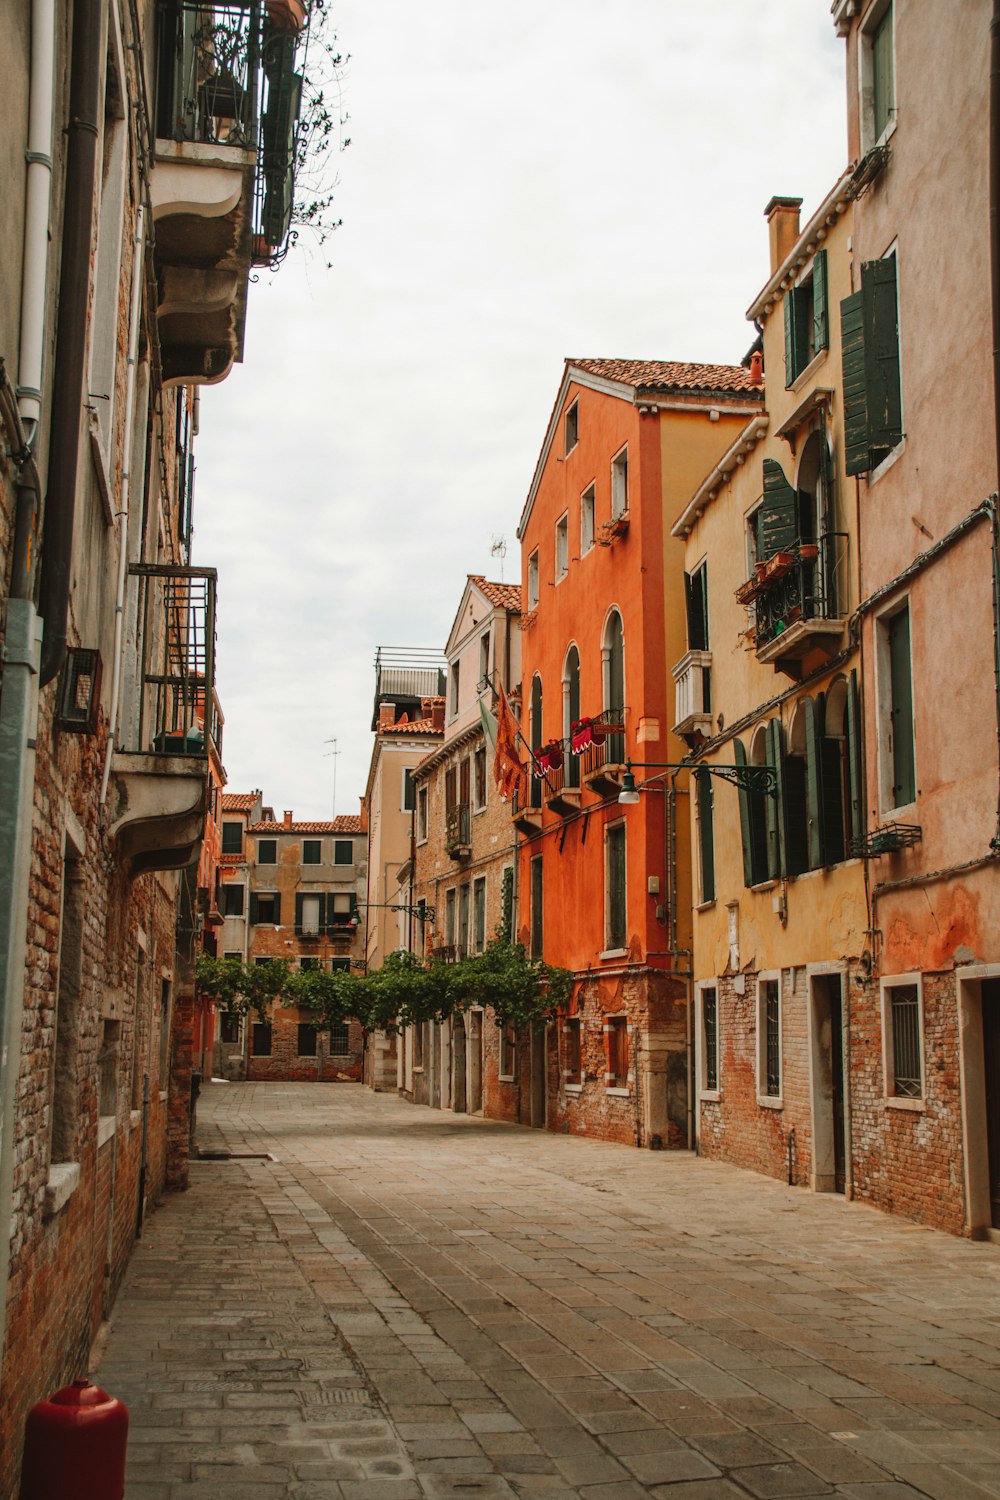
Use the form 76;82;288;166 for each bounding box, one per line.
746;168;856;325
671;415;770;539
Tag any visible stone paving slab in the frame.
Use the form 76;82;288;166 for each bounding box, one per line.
94;1082;1000;1498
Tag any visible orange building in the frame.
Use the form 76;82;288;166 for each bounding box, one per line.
516;359;762;1146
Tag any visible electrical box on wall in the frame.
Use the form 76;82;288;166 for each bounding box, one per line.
647;875;660;896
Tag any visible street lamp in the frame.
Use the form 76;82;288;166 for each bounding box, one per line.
617;759;776;804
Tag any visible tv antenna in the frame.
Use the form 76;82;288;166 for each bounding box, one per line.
323;737;340;818
490;534;507;581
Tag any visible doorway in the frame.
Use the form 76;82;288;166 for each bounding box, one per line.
983;981;1000;1227
808;971;846;1194
452;1015;467;1114
529;1025;546;1129
468;1011;483;1114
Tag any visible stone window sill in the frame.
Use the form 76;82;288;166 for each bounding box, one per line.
700;1090;722;1103
757;1095;783;1110
564;1082;583;1094
885;1095;925;1112
43;1162;81;1220
605;1086;630;1097
599;948;628;961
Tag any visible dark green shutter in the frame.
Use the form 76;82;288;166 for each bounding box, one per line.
350;893;359;922
781;721;809;879
294;892;304;935
841;290;870;476
784;290;798;388
820;737;847;863
734;740;755;888
766;721;784;880
846;669;864;848
803;696;825;871
697;770;715;904
862;256;903;455
812;248;829;353
761;459;799;558
272;891;281;926
249;892;259;925
888;609;916;806
684;569;709;652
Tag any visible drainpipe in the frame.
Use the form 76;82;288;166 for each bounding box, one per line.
991;1;1000;845
100;203;146;806
38;0;102;687
17;0;56;443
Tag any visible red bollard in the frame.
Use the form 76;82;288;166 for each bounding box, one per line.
19;1378;129;1500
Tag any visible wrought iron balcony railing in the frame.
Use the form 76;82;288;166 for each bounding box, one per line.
127;565;217;758
445;803;471;854
747;534;848;651
580;707;627;782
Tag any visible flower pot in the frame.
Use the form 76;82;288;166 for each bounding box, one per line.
266;0;307;30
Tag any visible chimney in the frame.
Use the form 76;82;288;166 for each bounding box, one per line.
378;701;396;730
283;810;292;828
765;196;803;275
430;698;445;732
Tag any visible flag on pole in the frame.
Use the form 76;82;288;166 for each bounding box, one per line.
479;697;498;751
492;684;526;803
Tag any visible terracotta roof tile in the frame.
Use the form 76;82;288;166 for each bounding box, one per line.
470;575;522;612
222;793;257;812
380;717;444;736
570;358;763;396
248;816;364;834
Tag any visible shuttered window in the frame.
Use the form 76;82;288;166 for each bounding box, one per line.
302;839;321;864
841;255;902;475
887;605;916;807
256;839;277;865
606;824;627;950
783;250;828;386
696;770;715;904
872;2;895;141
530;856;543;959
760;459;799;558
734;739;770;888
222;821;242;854
685;563;709;652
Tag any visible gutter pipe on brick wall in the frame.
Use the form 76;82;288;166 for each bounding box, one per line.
37;0;102;688
100;203;146;806
17;0;55;443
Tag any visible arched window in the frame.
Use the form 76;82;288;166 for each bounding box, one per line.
529;674;543;809
563;646;581;788
602;610;625;763
735;731;770;888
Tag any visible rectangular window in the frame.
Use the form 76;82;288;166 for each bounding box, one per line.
298;893;322;936
417;786;428;841
330;957;351;973
300;957;321;971
222;821;243;854
606;823;627;951
329;1022;350;1055
702;986;719;1093
334;839;354;865
251;1023;272;1056
581;484;595;555
256;838;277;865
885;980;923;1100
330;892;355;927
696;770;715;904
555;512;569;582
474;747;487;810
841;252;902;475
530;857;543;960
222;883;244;916
607;1016;628;1088
297;1023;318;1057
869;0;895;144
564;399;579;454
886;604;916;808
223;950;242;961
527;550;539;610
449;663;460;717
564;1017;582;1086
784;249;828;387
458;884;470;958
479;631;490;687
500;1025;517;1079
220;1012;240;1044
254;956;276;967
758;978;781;1101
500;865;514;944
611;447;629;519
251;892;280;925
302;839;321;865
403;767;415;811
685;562;710;652
472;877;486;954
445;887;456;947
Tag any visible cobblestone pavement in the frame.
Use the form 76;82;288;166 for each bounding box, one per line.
95;1082;1000;1500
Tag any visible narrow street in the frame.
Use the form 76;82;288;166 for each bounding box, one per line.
94;1083;1000;1500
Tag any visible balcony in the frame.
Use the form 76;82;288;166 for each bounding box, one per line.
511;789;542;836
581;709;627;794
543;757;581;815
446;803;472;859
108;566;216;876
671;651;713;742
152;3;305;384
738;535;848;676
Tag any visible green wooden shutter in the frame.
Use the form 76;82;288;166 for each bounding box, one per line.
734;739;755;888
840;290;870;476
697;770;715;904
846;669;864;848
872;2;895;139
862;256;903;455
803;696;825;871
761;459;799;558
781;718;809;879
766;721;784;880
888;608;916;806
812;248;829;353
784;290;798;388
684;569;709;651
294;892;304;935
249;892;259;925
272;891;281;926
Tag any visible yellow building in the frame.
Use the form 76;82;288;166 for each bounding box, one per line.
670;182;867;1196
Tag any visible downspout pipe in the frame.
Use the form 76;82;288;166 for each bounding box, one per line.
991;0;1000;845
38;0;102;688
17;0;56;441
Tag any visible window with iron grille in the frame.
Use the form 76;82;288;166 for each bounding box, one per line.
329;1023;350;1055
888;983;922;1098
759;979;781;1099
702;986;718;1092
564;1017;582;1086
607;1015;629;1088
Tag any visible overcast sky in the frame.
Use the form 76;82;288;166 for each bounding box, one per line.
193;2;848;821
